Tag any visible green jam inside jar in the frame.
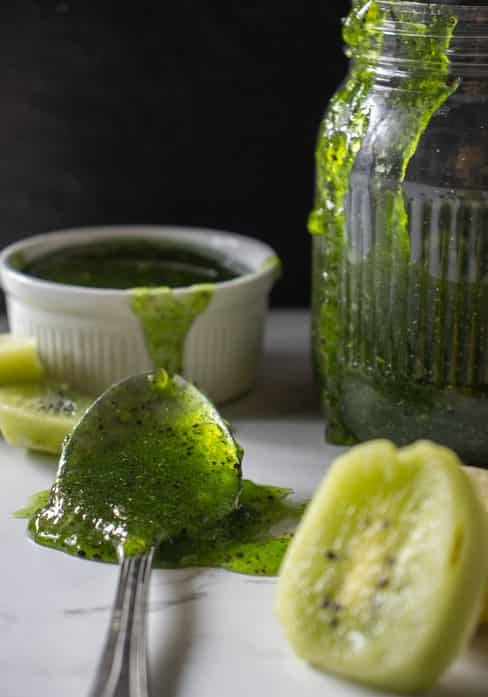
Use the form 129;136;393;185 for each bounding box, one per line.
21;239;247;290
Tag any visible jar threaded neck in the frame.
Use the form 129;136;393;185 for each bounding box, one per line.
346;1;488;75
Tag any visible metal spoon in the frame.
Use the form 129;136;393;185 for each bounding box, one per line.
44;371;242;697
89;550;155;697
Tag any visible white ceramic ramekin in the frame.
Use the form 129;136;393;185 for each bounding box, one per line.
0;226;279;403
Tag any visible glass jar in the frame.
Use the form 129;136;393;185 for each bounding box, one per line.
310;0;488;463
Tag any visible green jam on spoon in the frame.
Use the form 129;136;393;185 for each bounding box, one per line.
30;370;242;697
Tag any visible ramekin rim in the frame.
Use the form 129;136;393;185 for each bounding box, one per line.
0;225;280;297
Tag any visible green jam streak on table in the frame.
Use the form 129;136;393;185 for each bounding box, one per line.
21;239;245;289
19;481;305;575
28;372;242;559
155;480;305;575
310;0;459;446
129;285;213;375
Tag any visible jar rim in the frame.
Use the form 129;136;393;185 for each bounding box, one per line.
347;0;488;74
377;0;488;23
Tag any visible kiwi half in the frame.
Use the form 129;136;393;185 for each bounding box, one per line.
0;335;45;383
275;440;488;694
464;465;488;625
0;382;93;454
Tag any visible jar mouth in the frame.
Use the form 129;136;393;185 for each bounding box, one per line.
377;1;488;35
398;1;488;4
378;1;488;16
347;0;488;74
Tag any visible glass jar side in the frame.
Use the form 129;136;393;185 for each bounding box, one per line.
310;1;488;462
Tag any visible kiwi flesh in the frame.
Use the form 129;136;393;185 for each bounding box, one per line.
275;440;488;694
0;335;45;383
464;465;488;625
0;382;93;454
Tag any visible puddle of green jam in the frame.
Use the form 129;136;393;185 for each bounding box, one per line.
310;0;458;444
14;490;49;519
155;479;305;574
21;239;243;290
15;372;305;575
17;480;306;575
129;285;213;375
28;371;242;559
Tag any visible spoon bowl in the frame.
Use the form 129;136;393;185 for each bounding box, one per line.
31;370;242;559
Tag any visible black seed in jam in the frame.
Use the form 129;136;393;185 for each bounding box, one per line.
326;549;338;561
321;597;332;608
377;575;390;588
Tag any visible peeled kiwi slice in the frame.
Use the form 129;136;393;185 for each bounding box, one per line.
0;335;45;383
0;382;93;454
275;440;488;694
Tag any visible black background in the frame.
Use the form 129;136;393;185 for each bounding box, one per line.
0;1;347;307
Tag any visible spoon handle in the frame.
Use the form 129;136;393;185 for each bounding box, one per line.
89;549;155;697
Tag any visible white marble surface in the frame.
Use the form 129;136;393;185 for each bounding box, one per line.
1;309;487;697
